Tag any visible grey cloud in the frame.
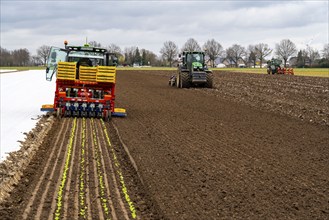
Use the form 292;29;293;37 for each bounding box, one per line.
1;0;328;54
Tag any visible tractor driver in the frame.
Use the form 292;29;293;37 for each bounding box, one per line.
192;54;200;62
76;58;92;79
78;58;92;67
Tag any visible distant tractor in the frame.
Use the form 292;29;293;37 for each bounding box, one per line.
267;59;294;75
169;51;213;88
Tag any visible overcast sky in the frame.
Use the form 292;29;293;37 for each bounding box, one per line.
1;0;328;57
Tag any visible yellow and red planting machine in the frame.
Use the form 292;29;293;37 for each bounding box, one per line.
41;41;126;120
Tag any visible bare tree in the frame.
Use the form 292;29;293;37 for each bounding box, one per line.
203;39;223;67
275;39;297;67
160;41;178;67
12;48;30;66
31;55;42;66
181;38;201;52
247;45;257;68
321;43;329;59
255;43;272;67
88;41;102;47
107;43;122;56
124;46;138;66
225;44;246;67
306;46;320;67
37;45;51;65
0;47;12;66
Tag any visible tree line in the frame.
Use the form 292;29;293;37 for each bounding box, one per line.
160;38;329;68
1;39;328;68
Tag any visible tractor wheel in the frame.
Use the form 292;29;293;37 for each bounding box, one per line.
171;80;176;87
205;72;213;88
180;72;190;88
170;77;176;87
103;110;111;122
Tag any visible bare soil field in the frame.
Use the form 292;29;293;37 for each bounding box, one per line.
1;70;329;219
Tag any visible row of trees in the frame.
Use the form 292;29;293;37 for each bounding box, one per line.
160;38;329;68
1;40;329;68
0;45;50;67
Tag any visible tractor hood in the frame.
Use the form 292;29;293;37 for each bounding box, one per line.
192;61;203;69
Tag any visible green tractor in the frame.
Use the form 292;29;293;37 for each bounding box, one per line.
169;51;213;88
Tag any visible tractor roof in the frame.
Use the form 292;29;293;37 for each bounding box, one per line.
66;45;107;54
182;51;205;55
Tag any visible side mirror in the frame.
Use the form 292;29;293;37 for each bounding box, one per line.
46;67;49;73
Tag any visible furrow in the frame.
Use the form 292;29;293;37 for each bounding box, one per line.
22;118;70;219
101;119;137;219
96;119;129;220
52;117;77;220
63;118;81;219
84;118;92;219
88;118;105;220
94;119;120;220
78;117;88;219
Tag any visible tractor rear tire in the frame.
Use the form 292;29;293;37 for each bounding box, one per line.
180;72;190;88
205;72;213;88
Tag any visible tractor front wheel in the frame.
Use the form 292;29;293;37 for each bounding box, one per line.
103;110;111;121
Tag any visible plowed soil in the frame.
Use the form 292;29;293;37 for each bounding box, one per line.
1;70;329;219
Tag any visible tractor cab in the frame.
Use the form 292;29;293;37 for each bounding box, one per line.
182;51;207;71
46;44;117;81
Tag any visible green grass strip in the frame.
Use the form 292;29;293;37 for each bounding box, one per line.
54;117;77;220
101;119;137;219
